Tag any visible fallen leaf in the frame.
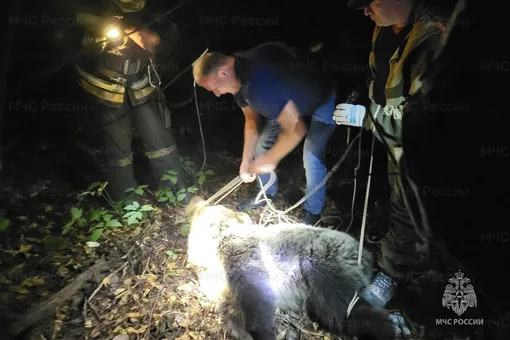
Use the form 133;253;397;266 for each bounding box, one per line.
24;237;42;243
21;276;45;287
0;276;13;285
114;288;126;296
112;326;124;333
126;312;144;318
112;335;129;340
177;283;193;292
9;286;29;294
119;294;129;305
85;319;93;328
102;276;111;286
53;319;63;335
19;244;32;253
58;266;69;277
90;328;102;338
179;318;191;328
126;325;148;334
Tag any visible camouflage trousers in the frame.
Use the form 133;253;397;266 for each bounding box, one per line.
378;146;430;279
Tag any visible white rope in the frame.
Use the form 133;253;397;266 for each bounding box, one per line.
213;179;244;205
192;48;209;172
346;106;380;319
254;171;297;226
245;127;377;319
345;122;363;233
254;128;363;226
206;175;243;204
202;121;378;320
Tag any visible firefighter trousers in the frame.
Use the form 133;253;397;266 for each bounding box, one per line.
92;96;191;201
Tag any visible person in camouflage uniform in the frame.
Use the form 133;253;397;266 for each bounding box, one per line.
334;0;451;305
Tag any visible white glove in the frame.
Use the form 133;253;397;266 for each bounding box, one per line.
333;103;366;127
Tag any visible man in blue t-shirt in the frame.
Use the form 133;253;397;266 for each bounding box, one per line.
192;42;337;224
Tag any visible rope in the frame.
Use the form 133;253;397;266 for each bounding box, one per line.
345;121;363;233
191;48;210;171
205;175;243;204
202;121;377;320
346;107;379;319
252;128;363;227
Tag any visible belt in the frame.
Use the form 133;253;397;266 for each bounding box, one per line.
99;54;147;76
98;67;149;87
99;57;161;88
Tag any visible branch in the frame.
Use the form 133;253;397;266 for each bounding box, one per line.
9;260;110;336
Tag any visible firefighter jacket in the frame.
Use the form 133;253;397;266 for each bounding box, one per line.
76;22;159;108
366;1;448;147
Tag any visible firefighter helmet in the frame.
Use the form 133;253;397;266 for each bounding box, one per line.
112;0;146;12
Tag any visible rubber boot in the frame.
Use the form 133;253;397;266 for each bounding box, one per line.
359;271;396;309
104;163;137;202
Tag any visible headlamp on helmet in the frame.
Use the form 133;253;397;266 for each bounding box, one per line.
103;16;127;47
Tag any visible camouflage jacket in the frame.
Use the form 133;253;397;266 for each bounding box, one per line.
366;1;448;147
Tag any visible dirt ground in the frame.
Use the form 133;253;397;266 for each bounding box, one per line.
0;132;359;340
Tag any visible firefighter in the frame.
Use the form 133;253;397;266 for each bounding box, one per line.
74;0;192;201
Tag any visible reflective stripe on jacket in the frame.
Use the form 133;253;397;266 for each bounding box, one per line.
76;35;158;108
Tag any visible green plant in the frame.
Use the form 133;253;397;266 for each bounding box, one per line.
124;184;149;196
161;170;179;185
0;219;10;232
165;250;178;260
88;208;122;242
195;169;215;185
154;186;198;204
62;207;87;235
156;170;200;204
64;182;155;243
122;201;154;225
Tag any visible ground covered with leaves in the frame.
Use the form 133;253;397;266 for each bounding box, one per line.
1;137;371;340
1;131;490;340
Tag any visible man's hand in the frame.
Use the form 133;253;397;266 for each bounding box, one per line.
249;155;278;174
126;27;160;54
239;161;256;183
333;103;366;127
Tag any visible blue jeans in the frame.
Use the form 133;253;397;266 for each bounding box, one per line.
255;95;336;215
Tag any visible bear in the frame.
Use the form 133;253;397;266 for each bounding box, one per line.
185;196;396;340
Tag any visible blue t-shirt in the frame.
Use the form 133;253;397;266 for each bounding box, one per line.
233;42;336;124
